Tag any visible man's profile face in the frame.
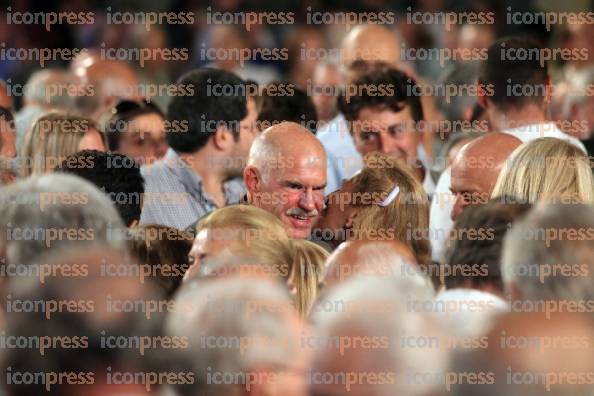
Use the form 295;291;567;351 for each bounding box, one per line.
352;106;419;168
253;153;326;239
450;158;493;220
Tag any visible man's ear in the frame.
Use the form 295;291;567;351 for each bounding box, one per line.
212;124;234;151
243;165;261;195
477;80;489;109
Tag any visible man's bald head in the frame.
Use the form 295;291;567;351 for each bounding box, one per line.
73;57;140;118
248;121;325;172
341;25;401;78
244;122;326;239
451;132;522;220
324;239;417;289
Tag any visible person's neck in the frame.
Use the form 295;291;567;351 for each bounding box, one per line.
179;149;228;208
490;105;548;131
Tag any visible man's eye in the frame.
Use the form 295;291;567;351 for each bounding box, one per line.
361;132;378;142
288;183;302;190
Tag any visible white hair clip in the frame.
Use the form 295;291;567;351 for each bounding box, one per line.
379;185;400;207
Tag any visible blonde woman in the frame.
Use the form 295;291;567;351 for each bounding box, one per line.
186;204;324;316
317;152;431;265
492;137;594;204
20;112;106;177
290;239;328;315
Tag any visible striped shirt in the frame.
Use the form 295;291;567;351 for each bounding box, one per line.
140;148;245;230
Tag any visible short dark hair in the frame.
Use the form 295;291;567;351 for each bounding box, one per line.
340;68;423;125
166;68;247;153
127;224;194;298
479;37;549;112
55;150;144;226
444;198;532;291
257;82;318;133
104;99;164;151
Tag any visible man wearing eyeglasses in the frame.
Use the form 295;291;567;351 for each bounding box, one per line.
140;68;258;230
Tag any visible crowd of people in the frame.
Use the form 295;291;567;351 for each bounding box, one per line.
0;1;593;395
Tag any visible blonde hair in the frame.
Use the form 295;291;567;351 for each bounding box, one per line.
492;138;594;204
20;112;105;177
197;204;327;317
290;239;328;316
349;152;431;266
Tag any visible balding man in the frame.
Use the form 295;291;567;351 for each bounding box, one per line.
317;24;401;195
323;239;417;289
450;132;521;220
72;52;141;119
141;68;257;230
452;312;594;396
244;122;326;239
430;37;588;261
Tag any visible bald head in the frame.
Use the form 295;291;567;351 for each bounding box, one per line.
324;239;417;290
244;122;326;239
72;56;140;118
341;25;400;74
451;132;522;220
248;121;325;171
454;312;594;396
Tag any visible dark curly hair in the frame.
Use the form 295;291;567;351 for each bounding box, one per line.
55;150;144;226
339;68;423;123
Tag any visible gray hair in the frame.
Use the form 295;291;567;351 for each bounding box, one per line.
0;173;127;265
23;69;78;110
166;277;299;396
311;271;446;396
502;202;594;302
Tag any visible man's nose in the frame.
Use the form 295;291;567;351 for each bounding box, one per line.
379;133;398;155
451;195;465;221
299;188;316;212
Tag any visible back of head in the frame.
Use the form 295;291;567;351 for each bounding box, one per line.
55;150;144;226
479;37;549;113
0;247;162;396
0;173;126;266
20;112;103;177
444;198;532;292
23;69;78;110
503;202;594;302
350;152;430;265
290;239;328;316
166;276;302;396
127;224;194;298
452;311;594;396
312;269;444;396
195;205;293;280
257;82;318;133
492;137;594;204
166;68;247;154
